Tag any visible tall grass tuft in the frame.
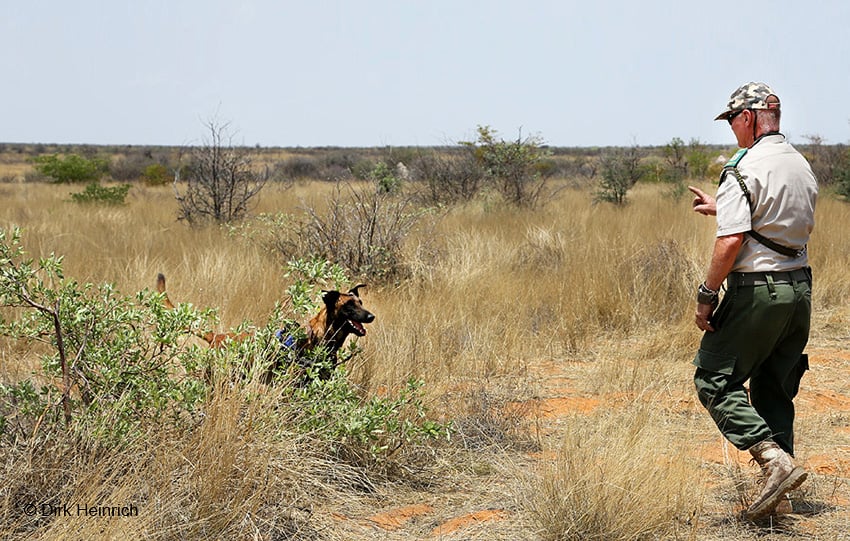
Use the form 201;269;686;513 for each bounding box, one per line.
525;401;704;541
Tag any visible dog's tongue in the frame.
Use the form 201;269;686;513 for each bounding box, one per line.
350;320;366;335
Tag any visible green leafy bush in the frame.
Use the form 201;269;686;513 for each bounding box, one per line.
370;161;402;194
143;163;170;186
595;145;647;205
0;227;210;442
463;125;553;208
289;375;448;465
31;153;107;183
69;182;131;205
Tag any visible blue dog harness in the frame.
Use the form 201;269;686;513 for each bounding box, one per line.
274;329;297;350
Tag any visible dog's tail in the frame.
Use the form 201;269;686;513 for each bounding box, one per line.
156;273;176;310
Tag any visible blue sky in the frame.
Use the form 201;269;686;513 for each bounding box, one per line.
2;1;848;148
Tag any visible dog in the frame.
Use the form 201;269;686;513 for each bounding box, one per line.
156;273;375;381
156;273;250;348
272;284;375;381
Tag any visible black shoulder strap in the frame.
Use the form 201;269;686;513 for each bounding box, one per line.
722;165;804;258
748;230;804;258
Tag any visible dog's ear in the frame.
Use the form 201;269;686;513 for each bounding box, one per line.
348;284;368;298
321;290;341;307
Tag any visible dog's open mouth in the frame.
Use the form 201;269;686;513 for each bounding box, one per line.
347;319;367;336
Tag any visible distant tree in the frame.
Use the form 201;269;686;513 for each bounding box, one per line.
173;118;269;224
369;161;402;194
801;134;849;185
463;125;553;207
661;137;687;184
411;148;485;205
32;153;106;184
686;138;711;180
276;156;319;181
828;141;850;200
595;145;645;206
143;163;170;186
836;162;850;201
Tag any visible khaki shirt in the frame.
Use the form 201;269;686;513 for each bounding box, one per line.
715;134;818;272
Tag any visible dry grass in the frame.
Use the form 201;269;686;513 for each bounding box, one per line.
2;179;849;540
524;403;705;541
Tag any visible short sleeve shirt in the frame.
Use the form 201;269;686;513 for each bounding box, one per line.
715;134;818;272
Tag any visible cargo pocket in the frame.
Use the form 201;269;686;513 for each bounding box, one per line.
693;350;737;409
787;354;809;399
693;349;737;376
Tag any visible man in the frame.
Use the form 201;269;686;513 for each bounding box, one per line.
688;82;818;521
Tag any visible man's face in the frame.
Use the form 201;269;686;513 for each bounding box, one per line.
729;109;754;148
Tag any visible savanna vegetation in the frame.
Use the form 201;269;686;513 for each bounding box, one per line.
1;134;849;540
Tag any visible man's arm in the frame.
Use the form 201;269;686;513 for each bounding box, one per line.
696;233;744;332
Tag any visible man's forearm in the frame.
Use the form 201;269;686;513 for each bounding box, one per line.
704;234;744;291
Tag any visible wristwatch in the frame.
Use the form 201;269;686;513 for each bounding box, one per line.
697;282;719;305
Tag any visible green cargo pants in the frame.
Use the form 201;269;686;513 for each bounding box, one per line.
693;269;811;456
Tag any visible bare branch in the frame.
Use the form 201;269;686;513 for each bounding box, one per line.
173;118;269;223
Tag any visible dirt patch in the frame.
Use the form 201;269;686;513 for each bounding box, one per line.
696;439;752;467
510;389;701;420
431;509;509;537
809;348;850;364
799;390;850;413
508;395;601;418
805;450;850;477
366;504;434;531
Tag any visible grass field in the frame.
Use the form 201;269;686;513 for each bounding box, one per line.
1;176;849;540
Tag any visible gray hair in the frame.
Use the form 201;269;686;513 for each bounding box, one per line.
757;95;781;131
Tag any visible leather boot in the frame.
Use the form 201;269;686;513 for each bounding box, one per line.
745;439;807;520
774;495;793;515
755;465;795;515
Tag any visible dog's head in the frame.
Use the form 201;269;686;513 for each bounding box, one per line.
322;283;375;337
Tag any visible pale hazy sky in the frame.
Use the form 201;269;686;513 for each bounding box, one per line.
2;1;848;148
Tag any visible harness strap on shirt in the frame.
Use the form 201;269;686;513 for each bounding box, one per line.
719;152;805;258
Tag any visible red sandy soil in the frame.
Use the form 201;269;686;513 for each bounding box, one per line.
353;505;507;537
430;509;509;537
337;344;850;538
365;504;434;530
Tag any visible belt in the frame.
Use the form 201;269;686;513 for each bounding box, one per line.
729;267;811;287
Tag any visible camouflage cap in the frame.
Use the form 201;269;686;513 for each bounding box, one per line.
714;82;780;121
